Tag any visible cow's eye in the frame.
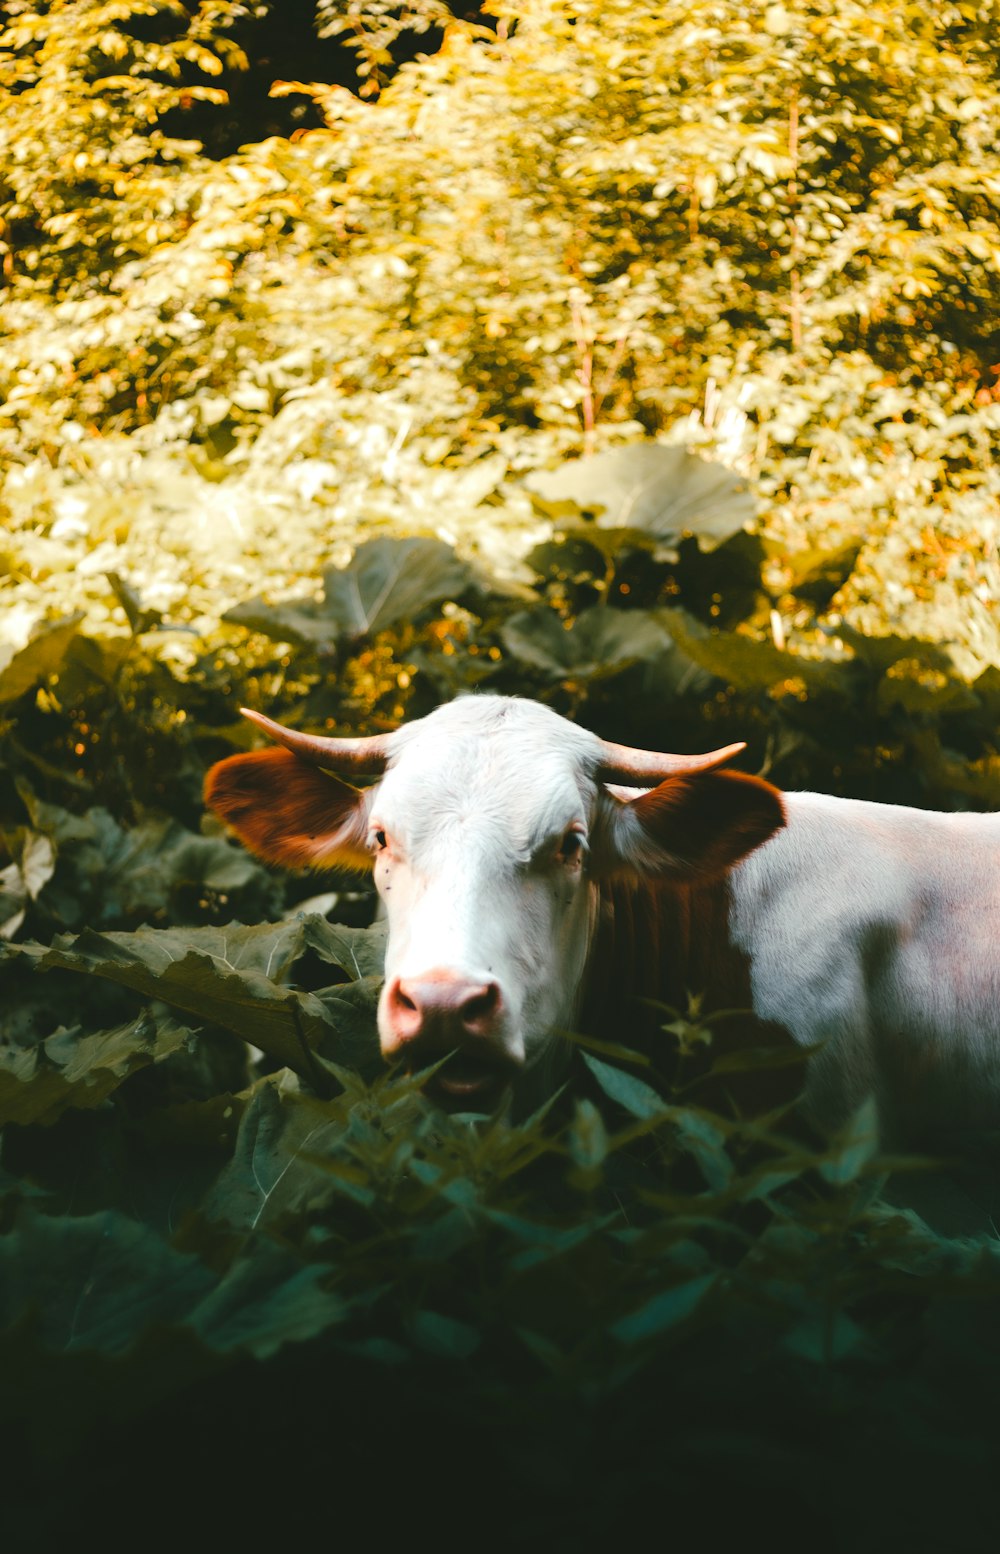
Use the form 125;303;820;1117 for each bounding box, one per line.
558;828;586;865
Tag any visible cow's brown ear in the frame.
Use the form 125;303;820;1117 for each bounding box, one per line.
597;770;785;882
204;747;372;871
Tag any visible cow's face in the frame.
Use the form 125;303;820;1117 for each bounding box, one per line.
368;700;602;1108
205;696;783;1110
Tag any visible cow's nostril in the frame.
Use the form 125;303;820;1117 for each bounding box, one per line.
462;984;500;1027
396;987;417;1012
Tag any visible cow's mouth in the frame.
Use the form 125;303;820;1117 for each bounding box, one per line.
418;1050;517;1110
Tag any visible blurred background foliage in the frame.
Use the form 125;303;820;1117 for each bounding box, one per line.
1;0;998;807
2;0;1000;1542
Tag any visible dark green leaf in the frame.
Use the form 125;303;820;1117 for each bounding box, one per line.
501;605;672;680
581;1053;666;1120
0;1010;192;1127
409;1309;481;1359
611;1275;715;1342
4;921;343;1077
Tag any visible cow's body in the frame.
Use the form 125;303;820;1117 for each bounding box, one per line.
205;694;1000;1146
587;794;1000;1144
729;793;1000;1143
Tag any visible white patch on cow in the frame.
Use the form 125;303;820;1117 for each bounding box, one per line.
729;791;1000;1141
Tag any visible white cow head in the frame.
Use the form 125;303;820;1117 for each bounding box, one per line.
205;695;783;1109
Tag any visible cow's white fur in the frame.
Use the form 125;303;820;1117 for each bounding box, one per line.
729;793;1000;1140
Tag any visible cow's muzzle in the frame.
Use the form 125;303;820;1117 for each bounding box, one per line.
380;971;516;1106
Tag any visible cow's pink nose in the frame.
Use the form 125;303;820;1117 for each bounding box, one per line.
384;974;502;1049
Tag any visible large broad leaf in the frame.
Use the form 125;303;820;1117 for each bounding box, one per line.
17;787;283;931
501;605;673;680
321;537;473;637
524;445;755;552
0;1010;192;1127
0;1206;343;1360
223;537;473;649
200;1077;363;1230
0;615;83;708
3;915;385;1080
300;915;388;981
661;607;852;697
0;1209;215;1355
191;1244;345;1359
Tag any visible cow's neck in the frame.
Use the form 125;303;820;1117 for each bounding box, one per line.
581;873;753;1045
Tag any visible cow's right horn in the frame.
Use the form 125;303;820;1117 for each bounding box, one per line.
597;738;746;786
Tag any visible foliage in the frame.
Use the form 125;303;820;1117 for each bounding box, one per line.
2;0;1000;1537
3;526;1000;1539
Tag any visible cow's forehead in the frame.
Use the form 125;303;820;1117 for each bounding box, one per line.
375;696;604;850
384;695;603;770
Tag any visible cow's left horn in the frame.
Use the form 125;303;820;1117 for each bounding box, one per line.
239;708;389;774
597;738;746;785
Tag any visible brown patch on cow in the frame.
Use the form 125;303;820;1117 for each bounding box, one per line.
204;747;371;871
629;770;786;882
582;873;802;1118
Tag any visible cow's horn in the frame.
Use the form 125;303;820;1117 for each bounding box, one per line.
597;738;746;785
240;708;389;774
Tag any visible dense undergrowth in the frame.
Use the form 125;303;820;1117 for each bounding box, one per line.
3;0;1000;1542
3;527;1000;1545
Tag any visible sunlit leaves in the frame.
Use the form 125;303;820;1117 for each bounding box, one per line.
525;444;756;552
0;616;82;709
225;537;474;651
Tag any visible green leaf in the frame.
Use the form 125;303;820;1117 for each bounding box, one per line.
300;915;388;980
661;607;850;697
0;615;83;708
224;537;473;649
0;1010;192;1127
581;1053;667;1120
501;605;672;681
18;794;284;932
3;920;352;1078
409;1309;481;1359
707;1043;817;1076
670;1109;734;1191
784;1312;866;1363
568;1097;609;1173
201;1076;342;1229
0;828;55;939
611;1275;715;1343
525;445;755;551
819;1097;880;1186
321;537;474;637
0;1209;214;1355
784;542;862;608
191;1247;345;1359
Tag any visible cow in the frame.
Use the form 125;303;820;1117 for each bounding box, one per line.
204;693;1000;1148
